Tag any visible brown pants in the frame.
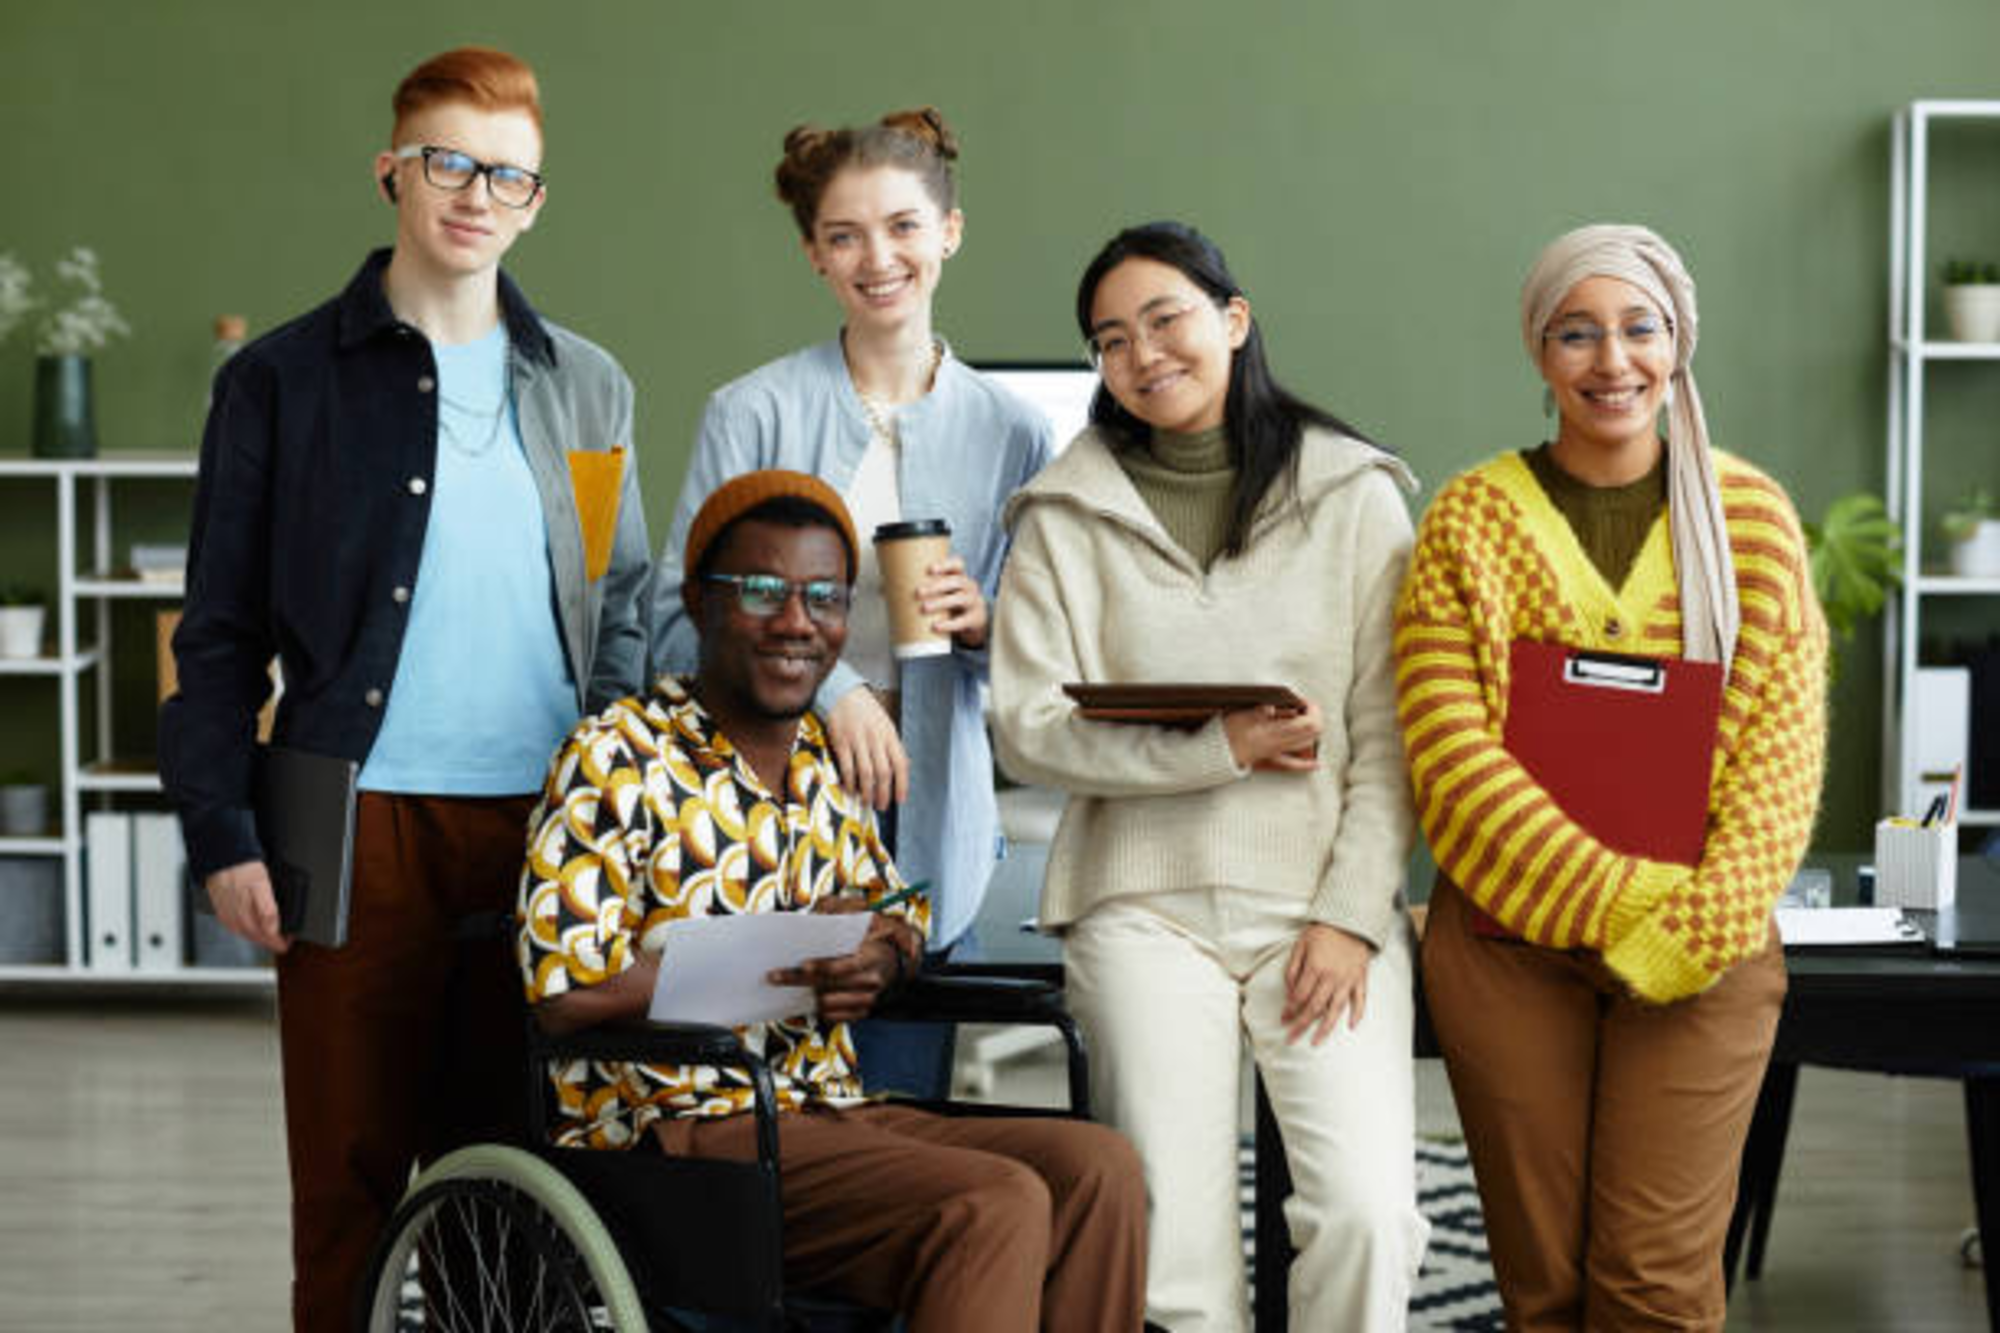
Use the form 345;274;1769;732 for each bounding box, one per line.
1422;878;1785;1332
654;1102;1149;1332
275;791;534;1333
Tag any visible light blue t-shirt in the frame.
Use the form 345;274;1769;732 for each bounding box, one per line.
360;323;575;795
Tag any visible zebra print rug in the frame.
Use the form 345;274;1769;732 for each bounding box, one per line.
1239;1134;1503;1330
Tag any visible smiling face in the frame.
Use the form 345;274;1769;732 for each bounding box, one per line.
692;518;850;737
1538;274;1675;476
376;100;545;283
1086;256;1249;436
802;164;961;334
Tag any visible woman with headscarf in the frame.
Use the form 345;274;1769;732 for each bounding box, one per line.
1392;224;1828;1330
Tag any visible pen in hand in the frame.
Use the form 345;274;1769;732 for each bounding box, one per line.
870;880;930;914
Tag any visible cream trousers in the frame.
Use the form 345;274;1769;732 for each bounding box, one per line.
1064;889;1430;1333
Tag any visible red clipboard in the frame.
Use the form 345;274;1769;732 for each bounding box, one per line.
1469;641;1722;937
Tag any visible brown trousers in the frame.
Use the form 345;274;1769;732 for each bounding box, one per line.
654;1102;1149;1332
1422;878;1785;1332
275;791;534;1333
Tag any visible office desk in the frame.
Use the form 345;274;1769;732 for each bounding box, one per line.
1725;863;2000;1331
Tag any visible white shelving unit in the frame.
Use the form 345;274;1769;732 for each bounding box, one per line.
1886;101;2000;828
0;454;269;987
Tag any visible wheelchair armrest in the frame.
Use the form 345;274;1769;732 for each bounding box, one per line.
870;965;1093;1119
524;1018;784;1171
872;973;1067;1025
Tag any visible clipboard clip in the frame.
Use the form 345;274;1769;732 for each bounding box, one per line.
1561;651;1666;695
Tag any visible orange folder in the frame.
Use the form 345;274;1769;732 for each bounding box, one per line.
1470;640;1723;937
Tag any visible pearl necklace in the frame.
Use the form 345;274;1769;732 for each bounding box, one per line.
855;341;944;443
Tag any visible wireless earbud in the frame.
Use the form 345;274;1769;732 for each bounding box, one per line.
381;172;398;203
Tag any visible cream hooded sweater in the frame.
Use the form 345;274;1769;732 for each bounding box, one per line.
990;424;1419;947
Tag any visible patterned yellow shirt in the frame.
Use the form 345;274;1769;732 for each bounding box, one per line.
1394;450;1827;1003
517;676;929;1149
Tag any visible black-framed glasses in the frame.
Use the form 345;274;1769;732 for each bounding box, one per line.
394;145;544;209
702;574;852;624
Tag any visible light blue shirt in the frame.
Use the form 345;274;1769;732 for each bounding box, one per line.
650;339;1056;948
362;324;576;794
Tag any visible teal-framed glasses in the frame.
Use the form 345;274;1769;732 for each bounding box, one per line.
394;145;545;209
702;574;853;625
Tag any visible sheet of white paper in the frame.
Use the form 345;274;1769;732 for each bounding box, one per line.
648;912;873;1026
1774;906;1923;947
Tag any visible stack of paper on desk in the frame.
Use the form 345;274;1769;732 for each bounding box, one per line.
1774;906;1924;948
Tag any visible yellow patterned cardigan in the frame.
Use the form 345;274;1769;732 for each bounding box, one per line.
1393;450;1828;1003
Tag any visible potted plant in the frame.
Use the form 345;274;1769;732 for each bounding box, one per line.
1942;260;2000;342
0;585;47;659
31;247;131;459
1805;491;1903;674
0;769;50;837
1943;487;2000;578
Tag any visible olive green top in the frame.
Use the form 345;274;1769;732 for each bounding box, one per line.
1522;441;1668;590
1117;425;1235;569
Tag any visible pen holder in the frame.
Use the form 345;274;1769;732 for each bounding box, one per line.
1873;819;1956;910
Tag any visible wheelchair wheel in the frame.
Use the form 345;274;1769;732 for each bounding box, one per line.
358;1144;649;1332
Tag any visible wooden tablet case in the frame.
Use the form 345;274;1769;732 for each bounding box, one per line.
1061;682;1307;724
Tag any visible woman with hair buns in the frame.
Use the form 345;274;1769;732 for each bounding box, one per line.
649;107;1053;1098
1393;224;1827;1330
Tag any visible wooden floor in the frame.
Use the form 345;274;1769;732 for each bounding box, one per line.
0;993;1987;1331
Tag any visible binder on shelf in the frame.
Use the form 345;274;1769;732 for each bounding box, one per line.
131;812;187;971
1472;642;1724;937
84;812;134;972
1909;667;1971;814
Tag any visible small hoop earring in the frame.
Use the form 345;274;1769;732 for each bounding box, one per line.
1542;386;1556;419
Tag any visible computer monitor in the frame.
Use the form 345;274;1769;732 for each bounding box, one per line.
974;361;1098;455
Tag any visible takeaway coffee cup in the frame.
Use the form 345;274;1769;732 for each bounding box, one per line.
874;519;953;659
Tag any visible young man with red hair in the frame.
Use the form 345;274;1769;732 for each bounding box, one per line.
159;46;650;1331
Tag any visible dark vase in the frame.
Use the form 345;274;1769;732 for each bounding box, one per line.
32;353;96;459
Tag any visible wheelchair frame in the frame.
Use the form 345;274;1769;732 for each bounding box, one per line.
355;969;1090;1332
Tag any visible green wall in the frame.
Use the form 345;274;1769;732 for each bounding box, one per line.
7;0;2000;848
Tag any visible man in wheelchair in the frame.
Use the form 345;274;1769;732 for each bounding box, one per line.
516;470;1147;1331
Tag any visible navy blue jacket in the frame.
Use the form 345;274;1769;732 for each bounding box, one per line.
159;250;650;880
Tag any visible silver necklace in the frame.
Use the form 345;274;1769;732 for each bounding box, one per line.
437;384;510;459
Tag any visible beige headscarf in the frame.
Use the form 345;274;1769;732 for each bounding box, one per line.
1520;224;1739;668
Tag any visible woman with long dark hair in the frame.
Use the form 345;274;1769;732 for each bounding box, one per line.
991;221;1429;1331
